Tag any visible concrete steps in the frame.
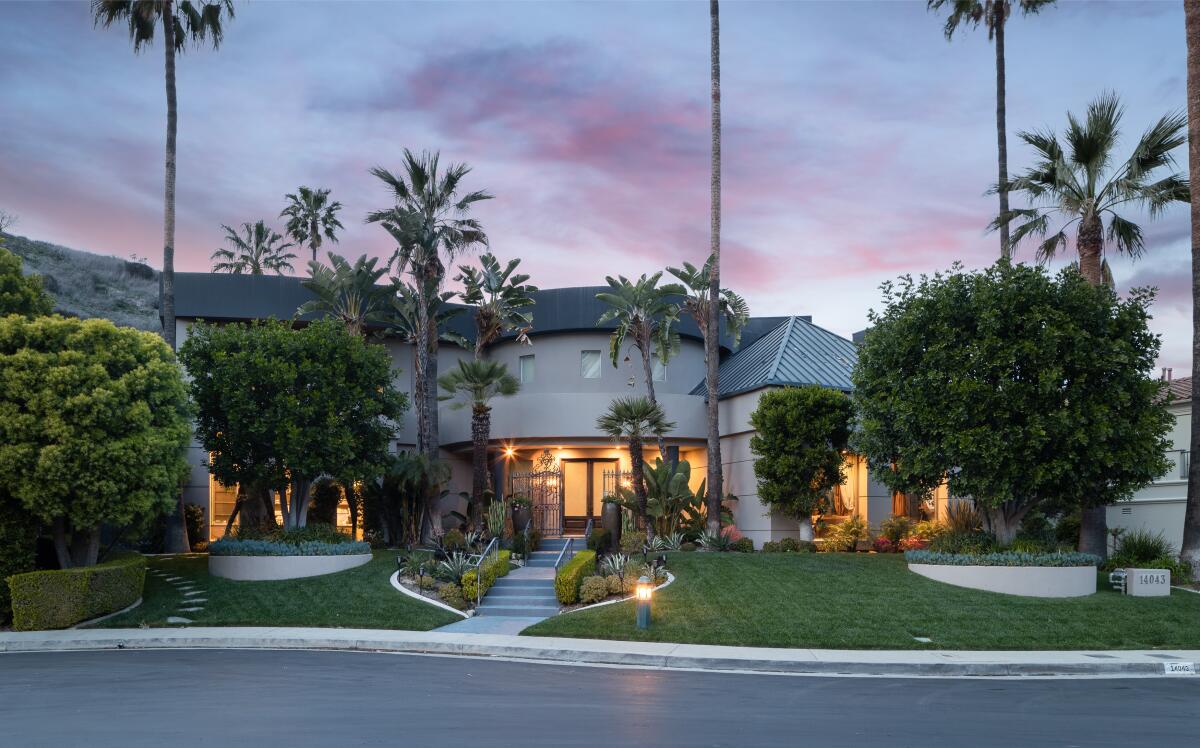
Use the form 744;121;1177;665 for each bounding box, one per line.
474;541;576;617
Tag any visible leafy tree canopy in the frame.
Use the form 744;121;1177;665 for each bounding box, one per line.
0;316;192;566
851;262;1172;542
179;318;408;527
0;247;54;318
750;385;853;518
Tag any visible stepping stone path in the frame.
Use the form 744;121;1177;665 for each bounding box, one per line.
166;617;193;624
152;562;209;627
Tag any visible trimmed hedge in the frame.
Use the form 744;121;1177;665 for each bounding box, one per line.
8;554;146;631
554;550;596;605
462;550;512;602
208;538;371;557
905;550;1100;567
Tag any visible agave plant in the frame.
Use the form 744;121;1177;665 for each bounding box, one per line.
645;535;668;553
697;531;732;552
600;552;630;578
437;551;473;583
463;530;486;552
661;531;685;551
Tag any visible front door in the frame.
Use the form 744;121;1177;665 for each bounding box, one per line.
561;458;615;535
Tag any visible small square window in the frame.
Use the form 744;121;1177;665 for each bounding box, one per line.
519;355;535;383
581;350;602;379
652;357;666;381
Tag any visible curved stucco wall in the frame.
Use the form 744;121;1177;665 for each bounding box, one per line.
209;553;373;581
908;563;1096;598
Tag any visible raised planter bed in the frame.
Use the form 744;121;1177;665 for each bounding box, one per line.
908;562;1096;598
209;553;373;581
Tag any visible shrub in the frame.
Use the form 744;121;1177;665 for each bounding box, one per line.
897;536;928;551
910;520;946;541
1116;529;1175;563
185;504;207;551
511;529;541;558
928;530;998;555
822;516;867;551
879;516;913;544
417;574;436;590
697;531;732;552
761;537;815;553
945;500;983;535
1007;537;1057;554
462;550;512;602
439;582;467;610
8;554;145;631
680;542;697;552
605;574;625;595
274;523;351;545
579;575;610;605
435;552;474;583
904;550;1100;567
443;528;466;551
0;495;38;624
587;528;611;552
620;531;646;555
207;537;370;557
554;550;596;605
730;537;754;553
721;525;744;542
872;537;896;553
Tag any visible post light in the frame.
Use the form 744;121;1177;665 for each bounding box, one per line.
635;575;653;629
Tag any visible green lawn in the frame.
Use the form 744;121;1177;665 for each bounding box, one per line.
522;552;1200;650
91;551;459;630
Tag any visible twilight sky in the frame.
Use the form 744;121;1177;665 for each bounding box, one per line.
0;0;1192;373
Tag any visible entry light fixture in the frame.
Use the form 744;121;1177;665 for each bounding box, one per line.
636;575;653;629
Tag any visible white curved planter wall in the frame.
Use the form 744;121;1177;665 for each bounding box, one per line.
209;553;373;581
908;563;1096;598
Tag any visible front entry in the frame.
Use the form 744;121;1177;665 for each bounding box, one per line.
561;458;615;535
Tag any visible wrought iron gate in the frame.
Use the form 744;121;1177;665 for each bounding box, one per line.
601;468;632;500
510;468;563;536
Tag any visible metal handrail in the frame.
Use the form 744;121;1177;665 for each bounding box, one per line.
553;537;573;575
472;536;500;610
583;517;594;541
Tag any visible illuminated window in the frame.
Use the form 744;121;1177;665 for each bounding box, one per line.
581;350;602;379
519;354;535;383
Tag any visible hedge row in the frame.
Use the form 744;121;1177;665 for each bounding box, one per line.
904;550;1101;567
462;550;511;601
555;550;597;605
208;538;371;557
8;554;146;631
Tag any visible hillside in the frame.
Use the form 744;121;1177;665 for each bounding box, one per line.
1;232;160;331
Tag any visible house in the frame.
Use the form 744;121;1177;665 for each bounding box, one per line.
173;273;947;547
1107;375;1192;551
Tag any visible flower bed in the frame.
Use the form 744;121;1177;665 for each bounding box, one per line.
208;538;371;556
905;550;1099;598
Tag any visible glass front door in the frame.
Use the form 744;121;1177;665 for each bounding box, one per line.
561;459;616;526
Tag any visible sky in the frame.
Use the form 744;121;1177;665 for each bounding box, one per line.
0;0;1192;374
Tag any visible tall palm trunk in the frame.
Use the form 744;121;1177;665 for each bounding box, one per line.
629;434;651;538
1076;209;1108;557
995;16;1011;258
1181;0;1200;581
161;2;189;555
638;336;667;457
471;404;490;525
413;289;431;456
704;0;724;535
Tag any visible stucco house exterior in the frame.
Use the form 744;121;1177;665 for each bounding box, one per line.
1107;375;1192;551
173;272;943;548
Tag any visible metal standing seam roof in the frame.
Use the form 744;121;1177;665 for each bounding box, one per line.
690;316;858;399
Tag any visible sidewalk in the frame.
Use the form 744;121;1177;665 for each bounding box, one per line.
2;627;1198;678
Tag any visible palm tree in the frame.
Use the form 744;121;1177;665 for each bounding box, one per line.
210;221;297;275
666;255;750;349
368;151;492;458
706;0;724;535
93;0;234;556
1182;0;1200;581
281;186;344;264
455;253;538;359
595;273;684;457
928;0;1055;258
997;92;1189;557
388;281;470;351
438;359;520;520
297;253;393;338
596;396;676;538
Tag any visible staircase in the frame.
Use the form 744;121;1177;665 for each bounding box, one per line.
474;536;573;618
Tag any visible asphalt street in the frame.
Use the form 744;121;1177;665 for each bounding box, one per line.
1;649;1197;747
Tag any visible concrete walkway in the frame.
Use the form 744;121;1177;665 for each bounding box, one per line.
2;626;1198;678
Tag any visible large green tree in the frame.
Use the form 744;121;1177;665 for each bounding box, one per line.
851;262;1172;545
93;0;235;556
455;252;537;358
596;273;683;457
928;0;1055;257
211;220;297;275
0;248;53;318
179;318;407;529
996;92;1188;555
0;316;192;567
750;386;853;542
596;396;675;538
438;359;519;521
368;151;492;458
281;186;344;264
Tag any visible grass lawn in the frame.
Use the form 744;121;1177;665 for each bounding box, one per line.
522;552;1200;650
91;551;459;630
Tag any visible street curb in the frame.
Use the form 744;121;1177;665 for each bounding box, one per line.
1;628;1197;678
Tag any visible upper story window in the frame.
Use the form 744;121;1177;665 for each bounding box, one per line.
652;357;666;382
581;350;602;379
519;354;535;384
